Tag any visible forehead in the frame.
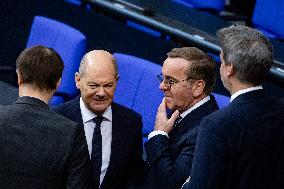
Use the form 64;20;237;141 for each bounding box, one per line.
162;57;190;78
82;60;116;82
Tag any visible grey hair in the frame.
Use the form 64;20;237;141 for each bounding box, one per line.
217;25;273;85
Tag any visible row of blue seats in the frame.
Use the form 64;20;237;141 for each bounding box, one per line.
174;0;284;39
27;15;230;142
66;0;284;39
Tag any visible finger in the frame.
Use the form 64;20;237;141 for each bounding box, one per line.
168;110;180;127
155;98;167;131
157;97;166;115
158;97;166;111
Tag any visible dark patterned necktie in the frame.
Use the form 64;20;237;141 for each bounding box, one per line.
91;116;104;188
174;115;182;127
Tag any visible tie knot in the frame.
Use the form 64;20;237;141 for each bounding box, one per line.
93;116;104;126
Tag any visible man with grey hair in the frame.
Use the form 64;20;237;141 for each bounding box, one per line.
53;50;144;189
180;25;284;188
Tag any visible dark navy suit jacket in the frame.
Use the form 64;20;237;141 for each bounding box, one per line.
141;95;218;189
0;96;93;189
182;90;284;189
53;96;144;189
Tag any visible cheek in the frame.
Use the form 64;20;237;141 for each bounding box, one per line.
174;89;193;106
106;89;116;98
83;89;95;97
169;90;183;106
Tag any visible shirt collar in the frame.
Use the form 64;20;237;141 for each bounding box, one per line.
80;97;112;123
230;86;263;102
179;95;210;119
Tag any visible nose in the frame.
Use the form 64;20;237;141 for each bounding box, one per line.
159;80;168;91
96;86;106;97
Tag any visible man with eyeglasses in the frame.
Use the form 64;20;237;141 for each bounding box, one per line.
139;47;219;189
53;50;144;189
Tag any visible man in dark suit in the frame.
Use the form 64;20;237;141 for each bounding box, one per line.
53;50;144;189
139;47;218;189
0;46;93;188
181;25;284;189
0;81;18;105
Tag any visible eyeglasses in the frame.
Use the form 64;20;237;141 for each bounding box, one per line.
157;74;191;89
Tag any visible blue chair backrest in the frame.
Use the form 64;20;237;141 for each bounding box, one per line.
252;0;284;38
173;0;225;12
26;16;87;105
212;93;230;108
113;53;164;140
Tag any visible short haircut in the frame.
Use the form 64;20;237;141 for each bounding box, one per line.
16;45;64;91
167;47;216;95
79;51;118;78
217;25;273;85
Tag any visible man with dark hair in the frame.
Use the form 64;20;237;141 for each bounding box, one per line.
0;46;93;189
140;47;219;189
53;50;144;189
181;25;284;189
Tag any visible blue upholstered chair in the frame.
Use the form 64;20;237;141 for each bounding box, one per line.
212;93;230;108
173;0;225;13
113;53;164;143
27;16;87;105
252;0;284;38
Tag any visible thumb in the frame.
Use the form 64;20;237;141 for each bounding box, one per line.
168;110;180;127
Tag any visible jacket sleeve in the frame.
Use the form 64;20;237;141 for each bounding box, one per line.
144;131;197;189
66;125;94;189
182;117;228;189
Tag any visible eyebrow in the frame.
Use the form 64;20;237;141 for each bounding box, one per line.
164;75;178;81
87;81;115;85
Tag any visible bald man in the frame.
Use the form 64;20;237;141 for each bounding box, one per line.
53;50;144;189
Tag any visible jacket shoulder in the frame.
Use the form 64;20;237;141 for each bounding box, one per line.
112;102;142;119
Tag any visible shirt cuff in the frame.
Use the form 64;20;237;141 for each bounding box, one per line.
148;130;169;140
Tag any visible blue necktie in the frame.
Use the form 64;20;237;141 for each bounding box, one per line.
91;116;104;188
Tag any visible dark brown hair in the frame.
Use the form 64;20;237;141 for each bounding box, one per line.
16;45;64;91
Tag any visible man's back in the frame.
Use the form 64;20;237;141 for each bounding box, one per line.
188;90;284;189
0;97;93;189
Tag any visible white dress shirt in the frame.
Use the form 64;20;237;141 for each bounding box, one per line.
230;86;263;102
80;97;112;186
148;96;210;140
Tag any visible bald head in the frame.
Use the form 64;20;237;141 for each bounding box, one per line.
79;50;118;78
75;50;119;114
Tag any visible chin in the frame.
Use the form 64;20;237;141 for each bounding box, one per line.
89;104;108;114
92;108;107;115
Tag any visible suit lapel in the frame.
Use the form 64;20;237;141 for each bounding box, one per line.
66;96;84;126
